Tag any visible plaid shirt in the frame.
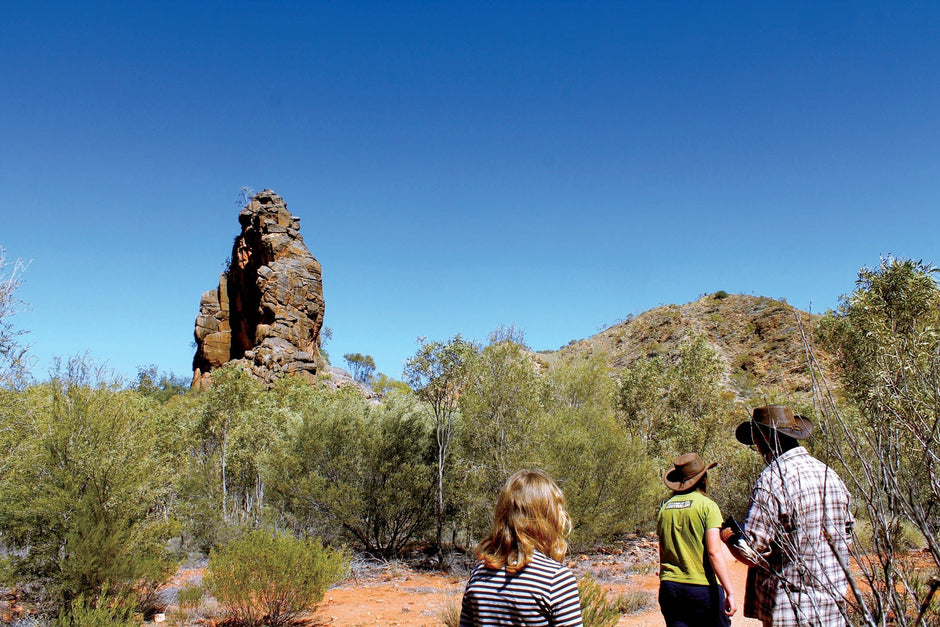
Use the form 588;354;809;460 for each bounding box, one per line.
743;447;854;627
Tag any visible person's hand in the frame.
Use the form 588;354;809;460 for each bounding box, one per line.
724;591;737;616
720;527;735;544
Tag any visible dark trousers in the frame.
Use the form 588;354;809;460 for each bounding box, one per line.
659;580;731;627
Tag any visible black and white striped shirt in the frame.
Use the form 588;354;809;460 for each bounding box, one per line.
459;550;583;626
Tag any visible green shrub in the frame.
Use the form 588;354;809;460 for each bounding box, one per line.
530;353;660;544
54;589;138;627
168;582;206;627
0;555;12;587
540;408;658;544
268;388;435;557
0;366;175;611
713;290;729;299
175;582;204;610
578;575;621;627
205;529;349;626
852;518;926;553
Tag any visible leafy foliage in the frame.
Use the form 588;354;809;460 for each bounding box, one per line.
617;356;669;453
133;364;188;402
457;331;543;535
343;352;376;383
539;354;659;541
54;587;138;627
174;363;276;551
268;387;435;557
615;335;753;517
618;335;732;459
815;257;940;626
0;360;175;611
369;371;412;397
206;529;348;626
404;335;478;553
578;575;622;627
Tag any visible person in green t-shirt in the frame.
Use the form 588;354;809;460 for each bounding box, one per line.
657;453;737;627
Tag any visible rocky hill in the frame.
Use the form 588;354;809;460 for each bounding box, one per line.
543;292;837;401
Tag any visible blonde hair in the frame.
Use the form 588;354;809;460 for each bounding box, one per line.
476;469;572;574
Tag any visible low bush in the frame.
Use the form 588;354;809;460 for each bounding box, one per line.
205;529;349;626
612;586;656;614
167;582;207;627
54;589;137;627
436;593;463;627
175;583;204;610
853;518;926;553
579;575;622;627
267;389;435;557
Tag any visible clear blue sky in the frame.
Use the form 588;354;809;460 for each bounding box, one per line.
2;1;939;383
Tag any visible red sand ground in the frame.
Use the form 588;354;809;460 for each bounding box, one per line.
5;540;927;625
310;544;760;626
148;540;761;626
158;544;938;626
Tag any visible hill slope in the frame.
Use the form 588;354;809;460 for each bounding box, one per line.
543;293;836;401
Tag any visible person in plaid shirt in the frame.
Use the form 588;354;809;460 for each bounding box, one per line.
724;405;854;627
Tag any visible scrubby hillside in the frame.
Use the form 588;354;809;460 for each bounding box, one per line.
543;292;837;401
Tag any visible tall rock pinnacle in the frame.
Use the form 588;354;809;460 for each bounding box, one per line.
192;190;325;388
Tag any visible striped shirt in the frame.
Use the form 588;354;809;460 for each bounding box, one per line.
459;550;583;626
743;447;854;627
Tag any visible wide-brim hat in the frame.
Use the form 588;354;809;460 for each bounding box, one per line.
663;453;717;491
735;405;814;445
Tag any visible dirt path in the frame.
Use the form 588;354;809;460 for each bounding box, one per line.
314;569;464;626
615;554;760;627
312;544;762;626
155;538;761;626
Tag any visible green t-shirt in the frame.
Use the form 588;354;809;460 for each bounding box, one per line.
656;490;723;586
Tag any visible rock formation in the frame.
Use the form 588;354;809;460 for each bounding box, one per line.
192;190;325;389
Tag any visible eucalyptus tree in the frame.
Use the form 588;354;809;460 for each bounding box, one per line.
814;257;940;626
176;363;276;550
616;335;747;516
457;327;542;536
616;335;732;460
343;352;376;384
539;353;659;543
404;335;478;556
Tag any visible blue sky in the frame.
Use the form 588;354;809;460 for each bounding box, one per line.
2;1;939;383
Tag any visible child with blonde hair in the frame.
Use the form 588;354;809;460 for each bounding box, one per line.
459;469;583;626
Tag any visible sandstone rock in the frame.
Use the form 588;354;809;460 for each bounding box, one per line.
324;365;380;403
191;190;325;389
